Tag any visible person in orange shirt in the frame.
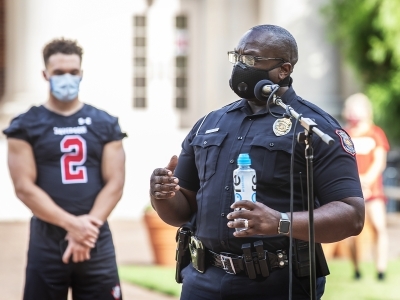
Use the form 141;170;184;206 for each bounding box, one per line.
343;93;390;281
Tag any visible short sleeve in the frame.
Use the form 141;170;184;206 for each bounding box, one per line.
106;117;127;143
2;114;30;142
312;127;363;205
174;119;204;192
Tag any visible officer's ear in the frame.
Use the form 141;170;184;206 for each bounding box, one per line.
278;63;292;80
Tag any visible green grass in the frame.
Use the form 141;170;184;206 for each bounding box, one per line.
119;259;400;299
324;259;400;300
119;264;181;297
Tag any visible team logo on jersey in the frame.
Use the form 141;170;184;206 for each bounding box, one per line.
336;129;356;156
78;117;92;125
273;118;292;136
53;126;87;135
111;284;121;300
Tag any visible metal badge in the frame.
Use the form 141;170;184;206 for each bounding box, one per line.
273;118;292;136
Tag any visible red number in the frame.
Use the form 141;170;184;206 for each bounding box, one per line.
60;135;88;184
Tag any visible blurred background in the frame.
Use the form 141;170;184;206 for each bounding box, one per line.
0;0;399;299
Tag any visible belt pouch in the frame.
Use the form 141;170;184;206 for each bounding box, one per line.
254;240;269;277
293;239;330;277
189;236;205;273
241;243;256;279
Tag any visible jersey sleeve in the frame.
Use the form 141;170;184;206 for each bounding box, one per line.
105;117;127;143
2;114;30;142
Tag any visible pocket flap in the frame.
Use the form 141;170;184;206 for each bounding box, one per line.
250;134;293;153
191;132;228;148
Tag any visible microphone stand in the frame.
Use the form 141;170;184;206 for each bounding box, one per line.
274;97;334;300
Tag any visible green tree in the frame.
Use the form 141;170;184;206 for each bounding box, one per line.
323;0;400;143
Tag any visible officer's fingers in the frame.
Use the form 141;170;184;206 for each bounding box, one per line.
153;168;171;177
154;175;178;184
230;200;255;211
233;227;253;237
226;220;254;237
154;183;180;193
226;208;252;220
165;155;178;173
153;191;177;199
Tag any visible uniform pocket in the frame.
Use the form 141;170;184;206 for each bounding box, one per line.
249;134;293;187
190;132;228;181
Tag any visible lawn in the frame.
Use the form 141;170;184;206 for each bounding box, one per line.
323;259;400;300
119;258;400;299
119;264;181;297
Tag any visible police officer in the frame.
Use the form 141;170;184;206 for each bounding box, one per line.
150;25;364;300
4;38;126;300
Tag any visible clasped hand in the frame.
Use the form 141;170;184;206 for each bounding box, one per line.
62;214;103;264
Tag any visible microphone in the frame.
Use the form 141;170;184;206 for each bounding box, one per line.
254;80;280;101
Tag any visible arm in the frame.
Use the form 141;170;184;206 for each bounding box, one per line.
150;155;197;227
7;138;101;247
228;196;365;243
89;140;125;221
290;197;364;242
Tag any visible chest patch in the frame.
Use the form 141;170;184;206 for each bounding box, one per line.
336;129;356;156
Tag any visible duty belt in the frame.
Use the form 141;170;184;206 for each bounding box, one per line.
207;247;288;278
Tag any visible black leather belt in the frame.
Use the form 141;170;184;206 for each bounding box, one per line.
207;248;288;277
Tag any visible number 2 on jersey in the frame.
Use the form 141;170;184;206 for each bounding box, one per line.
60;135;88;184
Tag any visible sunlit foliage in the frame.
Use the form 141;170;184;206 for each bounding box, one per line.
323;0;400;143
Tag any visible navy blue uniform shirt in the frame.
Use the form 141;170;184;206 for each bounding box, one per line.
3;104;126;216
175;87;363;255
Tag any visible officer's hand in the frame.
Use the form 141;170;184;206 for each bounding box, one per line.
150;155;180;199
226;201;281;237
66;215;103;248
62;233;92;264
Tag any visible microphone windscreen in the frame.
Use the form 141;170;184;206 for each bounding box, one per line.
254;79;275;101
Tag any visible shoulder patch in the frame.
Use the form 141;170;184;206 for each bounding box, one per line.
335;129;356;156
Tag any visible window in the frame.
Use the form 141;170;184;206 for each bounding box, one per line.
175;15;188;109
133;15;147;108
135;57;146;67
0;0;5;100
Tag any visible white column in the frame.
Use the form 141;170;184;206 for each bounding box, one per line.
180;0;259;127
258;0;342;117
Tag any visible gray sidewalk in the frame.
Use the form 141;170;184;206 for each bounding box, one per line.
0;219;179;300
1;215;400;299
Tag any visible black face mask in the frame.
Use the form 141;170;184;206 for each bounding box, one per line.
229;62;291;99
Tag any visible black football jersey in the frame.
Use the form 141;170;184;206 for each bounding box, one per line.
3;104;126;215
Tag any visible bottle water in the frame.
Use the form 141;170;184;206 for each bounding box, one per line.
232;153;256;232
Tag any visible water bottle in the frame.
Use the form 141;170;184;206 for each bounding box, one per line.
232;153;256;231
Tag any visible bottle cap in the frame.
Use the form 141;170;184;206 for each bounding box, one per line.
237;153;251;165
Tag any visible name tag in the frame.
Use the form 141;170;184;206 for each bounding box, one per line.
205;128;219;134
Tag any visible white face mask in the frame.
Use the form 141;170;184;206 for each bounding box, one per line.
49;73;81;102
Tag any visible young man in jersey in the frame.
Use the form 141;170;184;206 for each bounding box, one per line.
3;38;126;300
